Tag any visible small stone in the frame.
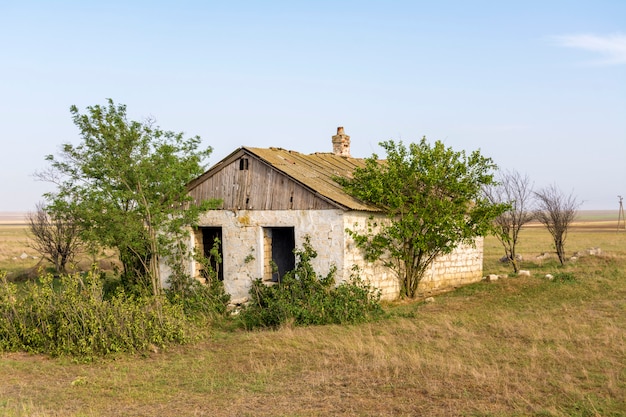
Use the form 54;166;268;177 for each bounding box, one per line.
424;297;435;303
518;270;531;277
486;274;499;282
545;274;554;280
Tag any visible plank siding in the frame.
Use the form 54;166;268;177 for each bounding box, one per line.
189;155;337;211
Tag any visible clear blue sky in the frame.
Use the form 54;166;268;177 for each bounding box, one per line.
1;0;624;211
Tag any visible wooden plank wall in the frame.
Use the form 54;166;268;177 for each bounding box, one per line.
189;155;337;211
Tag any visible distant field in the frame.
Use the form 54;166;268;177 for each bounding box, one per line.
0;212;27;225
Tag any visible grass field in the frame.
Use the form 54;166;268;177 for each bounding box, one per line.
1;213;625;416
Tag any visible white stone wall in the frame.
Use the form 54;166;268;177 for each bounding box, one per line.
342;212;484;299
165;209;485;301
342;212;400;300
194;209;346;300
419;237;484;294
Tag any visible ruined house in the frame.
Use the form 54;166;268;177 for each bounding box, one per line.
176;127;484;301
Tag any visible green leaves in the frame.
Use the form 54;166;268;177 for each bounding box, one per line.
340;137;507;298
239;237;382;329
0;271;188;357
42;99;220;295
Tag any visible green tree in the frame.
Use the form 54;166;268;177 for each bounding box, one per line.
40;99;219;295
338;138;506;298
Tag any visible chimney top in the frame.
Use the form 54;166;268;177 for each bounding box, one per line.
332;126;351;157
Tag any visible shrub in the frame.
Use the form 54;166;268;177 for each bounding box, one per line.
0;269;188;357
165;276;230;321
238;237;382;329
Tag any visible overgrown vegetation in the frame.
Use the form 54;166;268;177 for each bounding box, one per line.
239;237;382;329
165;276;230;322
0;270;189;357
338;138;507;298
37;99;220;296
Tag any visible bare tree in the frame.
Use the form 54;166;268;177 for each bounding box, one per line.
484;170;534;273
27;203;83;273
534;185;581;265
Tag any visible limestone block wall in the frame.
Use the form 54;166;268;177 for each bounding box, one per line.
418;237;484;295
342;212;484;300
193;209;347;300
342;212;400;300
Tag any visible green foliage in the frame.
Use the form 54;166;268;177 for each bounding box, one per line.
239;238;382;329
337;138;507;298
0;270;188;357
165;236;230;320
40;99;220;296
165;277;230;321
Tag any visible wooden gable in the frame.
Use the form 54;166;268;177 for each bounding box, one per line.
188;148;342;210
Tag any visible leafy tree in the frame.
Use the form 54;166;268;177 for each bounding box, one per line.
39;99;219;295
534;184;581;265
483;169;534;273
26;202;82;274
338;138;506;298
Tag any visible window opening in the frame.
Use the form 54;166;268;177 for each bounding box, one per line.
239;158;249;170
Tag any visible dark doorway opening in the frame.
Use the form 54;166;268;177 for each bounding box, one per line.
200;227;223;281
263;227;295;282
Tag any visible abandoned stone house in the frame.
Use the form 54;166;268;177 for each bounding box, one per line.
172;127;484;301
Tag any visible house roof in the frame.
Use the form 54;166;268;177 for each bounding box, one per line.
188;146;381;212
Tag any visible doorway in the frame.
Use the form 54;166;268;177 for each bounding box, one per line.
263;227;295;282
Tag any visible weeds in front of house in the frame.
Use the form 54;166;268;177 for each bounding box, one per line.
238;237;382;329
165;275;230;323
0;269;189;357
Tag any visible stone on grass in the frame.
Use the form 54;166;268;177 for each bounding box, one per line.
518;270;531;277
585;247;602;256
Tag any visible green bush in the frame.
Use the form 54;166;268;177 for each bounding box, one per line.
238;237;382;329
165;238;230;321
165;276;230;321
0;270;188;357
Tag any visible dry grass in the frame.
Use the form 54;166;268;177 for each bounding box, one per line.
1;215;625;416
0;223;118;277
0;225;40;274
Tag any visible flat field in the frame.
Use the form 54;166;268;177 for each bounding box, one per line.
1;212;625;416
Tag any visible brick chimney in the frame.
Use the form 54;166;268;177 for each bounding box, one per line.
332;126;350;157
